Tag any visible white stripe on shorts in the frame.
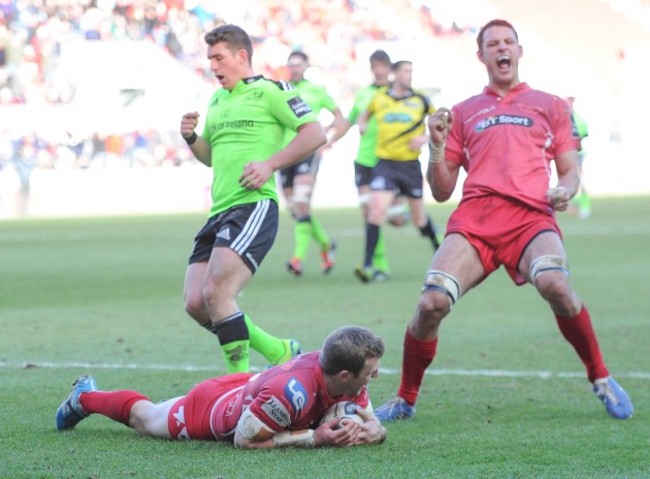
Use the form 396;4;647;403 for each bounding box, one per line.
231;199;270;254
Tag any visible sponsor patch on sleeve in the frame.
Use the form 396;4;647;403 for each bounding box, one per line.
261;396;291;427
287;96;313;118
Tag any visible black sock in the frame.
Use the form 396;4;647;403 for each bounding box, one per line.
419;216;440;250
203;312;249;345
364;223;380;267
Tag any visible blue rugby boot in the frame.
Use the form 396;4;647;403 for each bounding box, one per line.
375;397;416;423
593;376;633;419
56;375;97;430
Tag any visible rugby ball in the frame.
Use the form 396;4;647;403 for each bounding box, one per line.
387;203;411;227
319;401;365;429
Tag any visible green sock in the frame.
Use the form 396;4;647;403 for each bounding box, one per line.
244;315;286;364
294;218;312;260
221;340;250;373
372;231;390;273
205;313;250;373
310;215;331;251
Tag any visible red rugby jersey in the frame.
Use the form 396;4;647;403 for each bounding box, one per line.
209;351;370;441
446;83;580;213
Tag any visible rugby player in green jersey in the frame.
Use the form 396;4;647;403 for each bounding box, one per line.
179;25;326;373
281;50;347;277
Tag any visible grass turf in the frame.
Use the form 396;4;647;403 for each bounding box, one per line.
1;196;648;478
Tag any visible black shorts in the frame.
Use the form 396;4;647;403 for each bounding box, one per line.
354;163;374;188
279;153;320;189
370;159;423;199
188;200;279;274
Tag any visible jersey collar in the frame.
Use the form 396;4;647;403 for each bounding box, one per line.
387;86;414;100
242;75;263;84
229;76;263;94
483;82;530;99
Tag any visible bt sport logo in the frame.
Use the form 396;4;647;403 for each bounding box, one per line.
475;114;533;131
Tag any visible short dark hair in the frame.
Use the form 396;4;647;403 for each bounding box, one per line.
476;19;518;50
204;24;253;63
391;60;412;72
320;326;385;377
369;49;391;65
288;50;309;63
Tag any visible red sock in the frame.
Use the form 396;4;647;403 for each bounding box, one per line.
397;329;438;405
80;390;150;426
555;306;609;382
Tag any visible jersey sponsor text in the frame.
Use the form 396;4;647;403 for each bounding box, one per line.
261;396;291;426
287;97;312;117
475;114;533;131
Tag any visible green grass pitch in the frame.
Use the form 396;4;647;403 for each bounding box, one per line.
1;197;648;478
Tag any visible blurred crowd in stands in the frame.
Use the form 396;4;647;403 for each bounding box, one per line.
0;0;475;175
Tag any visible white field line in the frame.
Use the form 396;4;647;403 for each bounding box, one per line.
2;360;650;380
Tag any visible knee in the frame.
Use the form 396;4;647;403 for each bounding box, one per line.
184;285;208;320
367;203;387;225
292;184;312;212
535;273;567;299
415;291;449;328
128;404;152;435
292;201;310;217
130;413;146;435
535;274;579;312
185;301;203;320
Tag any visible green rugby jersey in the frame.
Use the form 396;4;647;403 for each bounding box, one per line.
347;84;386;168
282;79;337;146
201;76;317;216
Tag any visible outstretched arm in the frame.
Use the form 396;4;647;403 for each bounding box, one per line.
233;408;362;449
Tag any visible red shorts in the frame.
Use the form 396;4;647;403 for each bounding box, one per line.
446;195;561;285
167;372;252;441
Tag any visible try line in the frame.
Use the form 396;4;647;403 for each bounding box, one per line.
2;360;650;380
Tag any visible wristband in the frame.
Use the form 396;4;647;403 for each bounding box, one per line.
272;429;316;448
183;131;198;145
428;141;445;164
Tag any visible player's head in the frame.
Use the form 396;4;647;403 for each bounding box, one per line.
204;24;254;90
287;50;309;83
320;326;384;397
476;19;522;91
391;60;413;90
369;49;391;85
476;19;518;51
320;326;384;376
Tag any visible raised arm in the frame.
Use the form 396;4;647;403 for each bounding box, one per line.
426;108;461;202
180;111;211;167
